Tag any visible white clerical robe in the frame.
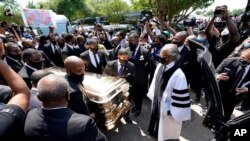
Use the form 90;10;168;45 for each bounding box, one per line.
147;63;191;141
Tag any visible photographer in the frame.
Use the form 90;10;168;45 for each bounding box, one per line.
205;5;240;67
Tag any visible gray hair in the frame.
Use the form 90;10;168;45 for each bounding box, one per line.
37;74;69;102
162;44;180;61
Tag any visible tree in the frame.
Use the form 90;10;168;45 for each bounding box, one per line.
0;0;23;25
130;0;151;11
150;0;214;24
37;0;91;21
86;0;131;23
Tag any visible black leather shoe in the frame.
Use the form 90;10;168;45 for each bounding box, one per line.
124;117;132;124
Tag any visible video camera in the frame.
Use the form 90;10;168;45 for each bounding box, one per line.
140;10;153;24
183;17;196;27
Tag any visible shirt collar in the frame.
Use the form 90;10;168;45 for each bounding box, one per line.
165;61;175;71
65;43;74;49
178;45;184;52
25;63;37;71
6;56;20;62
42;107;67;110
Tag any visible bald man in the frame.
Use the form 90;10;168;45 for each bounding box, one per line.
109;36;121;60
216;49;250;122
172;31;192;84
24;74;107;141
64;56;90;115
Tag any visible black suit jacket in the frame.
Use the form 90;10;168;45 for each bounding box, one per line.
216;57;250;96
176;46;191;82
103;60;136;85
127;46;151;87
62;44;80;58
80;50;107;74
43;43;64;67
18;66;35;89
65;75;90;115
109;45;121;61
24;108;107;141
3;57;23;73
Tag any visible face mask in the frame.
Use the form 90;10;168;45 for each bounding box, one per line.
129;43;137;51
244;42;250;48
29;60;43;70
154;43;160;48
173;42;183;47
8;54;21;60
197;36;206;42
69;73;84;83
240;59;249;67
159;57;166;64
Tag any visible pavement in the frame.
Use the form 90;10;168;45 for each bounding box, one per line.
103;92;247;141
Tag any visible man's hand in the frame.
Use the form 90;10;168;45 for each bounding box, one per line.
236;87;248;94
221;5;229;20
216;73;229;81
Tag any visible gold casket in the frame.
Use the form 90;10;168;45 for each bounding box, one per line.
47;68;131;130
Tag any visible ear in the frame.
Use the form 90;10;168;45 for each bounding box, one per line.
65;91;70;101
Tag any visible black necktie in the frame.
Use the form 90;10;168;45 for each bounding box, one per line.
132;51;136;60
230;66;246;94
93;53;99;67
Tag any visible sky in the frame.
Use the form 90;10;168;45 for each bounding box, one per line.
17;0;248;10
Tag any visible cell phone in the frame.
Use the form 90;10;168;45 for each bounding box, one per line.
223;68;231;74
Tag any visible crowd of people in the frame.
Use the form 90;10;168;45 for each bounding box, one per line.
0;4;250;141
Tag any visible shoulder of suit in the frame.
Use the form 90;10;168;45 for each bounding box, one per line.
127;61;135;67
108;60;116;65
80;50;89;56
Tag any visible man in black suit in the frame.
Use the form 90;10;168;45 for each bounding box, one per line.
104;48;136;123
43;33;64;67
216;49;250;122
127;33;151;117
18;48;44;88
172;31;191;82
109;36;121;61
62;33;79;61
24;74;107;141
3;42;23;72
80;39;107;74
64;56;90;115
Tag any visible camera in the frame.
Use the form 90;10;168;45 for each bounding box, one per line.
183;17;196;27
140;14;151;23
214;9;222;16
4;7;12;17
241;11;250;23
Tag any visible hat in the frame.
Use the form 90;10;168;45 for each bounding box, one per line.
118;48;129;55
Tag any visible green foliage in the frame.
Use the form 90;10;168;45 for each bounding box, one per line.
86;0;131;23
0;0;23;25
130;0;151;11
34;0;90;21
150;0;214;24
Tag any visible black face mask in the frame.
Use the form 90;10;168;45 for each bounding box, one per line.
129;43;137;51
29;60;43;70
173;42;183;47
8;54;21;60
240;59;249;67
159;57;166;64
69;73;84;83
154;43;160;48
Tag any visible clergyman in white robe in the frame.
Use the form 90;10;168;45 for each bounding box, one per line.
147;62;191;141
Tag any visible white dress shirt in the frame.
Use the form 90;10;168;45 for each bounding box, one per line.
88;50;100;68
